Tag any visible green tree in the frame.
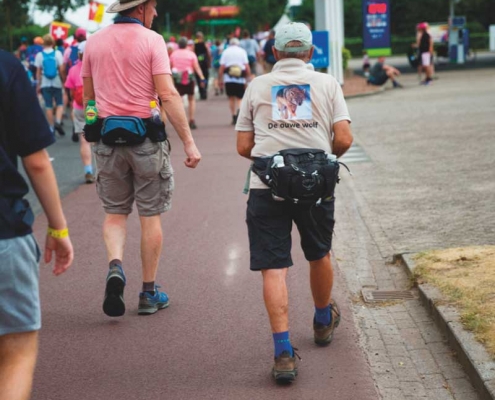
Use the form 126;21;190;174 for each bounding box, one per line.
1;0;31;51
236;0;287;32
35;0;87;22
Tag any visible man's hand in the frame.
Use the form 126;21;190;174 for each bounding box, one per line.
44;235;74;276
184;141;201;168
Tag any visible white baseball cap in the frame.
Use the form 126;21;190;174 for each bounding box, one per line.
274;22;313;52
78;40;86;54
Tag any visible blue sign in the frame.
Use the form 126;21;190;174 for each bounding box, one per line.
310;30;329;69
451;16;466;28
362;0;391;50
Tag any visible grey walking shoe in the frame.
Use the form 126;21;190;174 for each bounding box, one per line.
313;300;341;346
272;348;301;383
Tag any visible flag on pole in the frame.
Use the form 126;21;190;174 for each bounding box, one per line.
50;22;71;40
89;1;105;24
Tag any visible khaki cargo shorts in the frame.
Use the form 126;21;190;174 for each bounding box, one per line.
93;139;174;216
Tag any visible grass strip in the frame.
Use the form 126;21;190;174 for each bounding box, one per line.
413;246;495;358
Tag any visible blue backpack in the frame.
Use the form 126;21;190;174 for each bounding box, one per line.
42;51;58;79
67;45;79;70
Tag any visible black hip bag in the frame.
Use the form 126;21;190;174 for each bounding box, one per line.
252;148;342;205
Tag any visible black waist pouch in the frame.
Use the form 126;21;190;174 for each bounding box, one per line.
83;118;103;142
253;148;340;205
144;119;167;142
84;117;166;145
101;116;146;146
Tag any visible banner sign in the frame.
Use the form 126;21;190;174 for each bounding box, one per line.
89;1;105;24
362;0;391;56
310;30;330;69
50;21;71;40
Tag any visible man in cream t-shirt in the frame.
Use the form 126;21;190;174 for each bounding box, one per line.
236;22;353;383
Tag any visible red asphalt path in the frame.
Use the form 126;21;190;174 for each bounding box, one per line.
31;95;378;400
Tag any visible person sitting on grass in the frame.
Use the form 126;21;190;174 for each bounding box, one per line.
367;56;403;88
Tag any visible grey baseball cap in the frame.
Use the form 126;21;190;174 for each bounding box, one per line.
274;22;313;52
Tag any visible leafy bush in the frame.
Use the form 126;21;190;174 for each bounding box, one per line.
342;47;351;70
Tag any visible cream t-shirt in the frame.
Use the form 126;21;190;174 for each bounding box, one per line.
235;58;351;189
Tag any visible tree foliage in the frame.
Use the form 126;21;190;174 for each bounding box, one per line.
237;0;288;32
293;0;495;38
35;0;87;22
1;0;31;51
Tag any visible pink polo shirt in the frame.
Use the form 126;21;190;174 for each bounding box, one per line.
169;49;198;74
81;23;171;119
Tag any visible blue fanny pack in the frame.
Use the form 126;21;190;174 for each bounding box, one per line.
101;116;147;146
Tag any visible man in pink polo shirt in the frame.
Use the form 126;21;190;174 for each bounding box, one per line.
82;0;201;318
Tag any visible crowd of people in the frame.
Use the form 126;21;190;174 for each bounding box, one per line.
1;1;355;397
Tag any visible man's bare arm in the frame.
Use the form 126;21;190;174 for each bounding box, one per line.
153;74;201;168
237;130;255;160
82;77;95;108
332;120;353;158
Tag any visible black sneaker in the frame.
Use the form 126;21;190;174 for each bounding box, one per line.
102;265;126;317
71;128;79;142
54;122;66;136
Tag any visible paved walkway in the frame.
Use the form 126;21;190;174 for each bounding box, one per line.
29;67;491;399
31;93;377;400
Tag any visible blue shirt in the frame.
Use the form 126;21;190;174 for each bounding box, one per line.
0;50;55;239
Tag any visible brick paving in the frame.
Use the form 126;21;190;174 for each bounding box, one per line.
333;176;481;399
333;68;493;400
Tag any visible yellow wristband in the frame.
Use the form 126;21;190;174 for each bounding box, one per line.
47;227;69;239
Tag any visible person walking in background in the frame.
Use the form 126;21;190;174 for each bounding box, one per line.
64;41;95;183
35;34;66;137
0;49;74;400
63;28;87;118
218;38;250;125
194;31;211;100
236;22;353;383
82;0;201;317
240;29;260;79
170;37;207;129
362;50;370;77
416;22;434;85
26;36;43;87
14;36;29;62
210;39;223;95
262;30;276;73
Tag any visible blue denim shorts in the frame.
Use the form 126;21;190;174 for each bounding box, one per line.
41;87;63;109
0;234;41;335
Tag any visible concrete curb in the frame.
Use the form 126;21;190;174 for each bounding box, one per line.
344;86;385;100
396;253;495;400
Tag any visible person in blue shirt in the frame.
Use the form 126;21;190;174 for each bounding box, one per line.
0;50;74;400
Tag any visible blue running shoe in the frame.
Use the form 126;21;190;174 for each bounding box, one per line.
138;285;170;315
102;265;126;317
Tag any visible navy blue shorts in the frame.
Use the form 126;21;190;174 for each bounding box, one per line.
246;189;335;271
41;87;63;109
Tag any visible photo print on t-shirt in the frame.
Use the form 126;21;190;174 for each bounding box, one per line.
272;84;312;120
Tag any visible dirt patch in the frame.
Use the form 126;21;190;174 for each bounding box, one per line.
413;246;495;358
342;75;382;97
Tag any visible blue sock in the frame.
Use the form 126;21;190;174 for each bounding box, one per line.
315;304;332;326
273;331;292;358
84;165;93;174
